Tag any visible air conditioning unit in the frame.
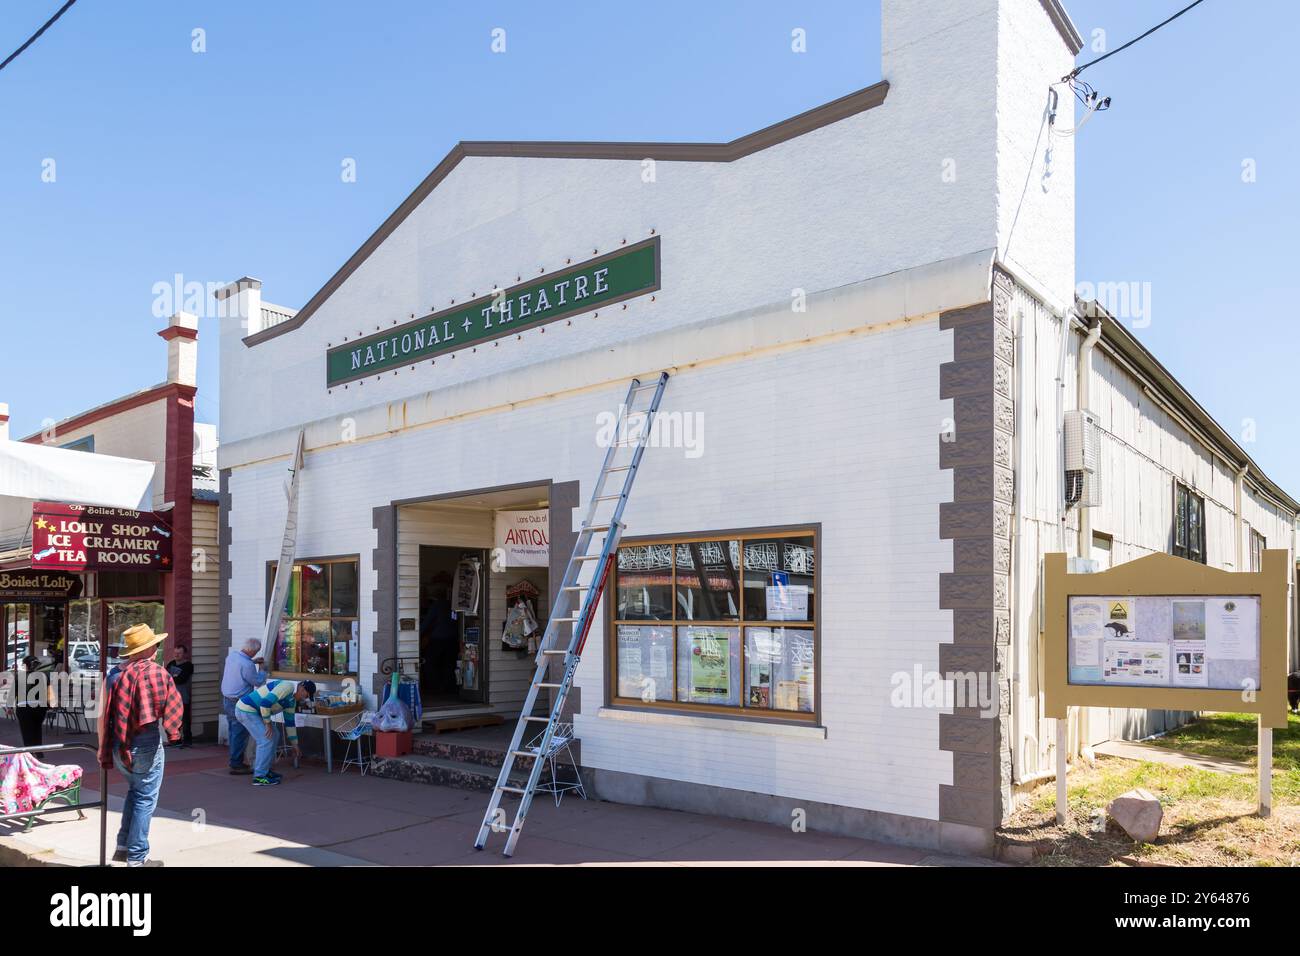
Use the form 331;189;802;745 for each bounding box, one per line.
1064;408;1100;508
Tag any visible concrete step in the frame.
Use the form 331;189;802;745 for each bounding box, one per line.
369;752;529;793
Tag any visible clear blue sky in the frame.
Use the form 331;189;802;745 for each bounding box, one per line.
2;1;1296;493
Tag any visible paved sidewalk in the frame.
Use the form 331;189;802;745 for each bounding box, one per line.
0;722;992;867
1093;739;1253;775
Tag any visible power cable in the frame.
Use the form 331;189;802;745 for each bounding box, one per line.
0;0;77;74
1065;0;1209;81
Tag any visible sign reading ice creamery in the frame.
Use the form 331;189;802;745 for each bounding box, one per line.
30;502;173;573
326;236;660;387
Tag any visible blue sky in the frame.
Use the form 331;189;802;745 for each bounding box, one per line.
2;1;1296;493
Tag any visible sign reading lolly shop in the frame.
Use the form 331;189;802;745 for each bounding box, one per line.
30;502;174;573
326;237;660;387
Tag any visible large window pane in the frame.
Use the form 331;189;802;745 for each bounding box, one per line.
106;602;165;659
742;536;815;622
275;620;300;671
301;620;332;674
675;540;740;621
331;561;359;617
300;563;331;618
676;626;740;706
616;544;673;621
745;627;815;713
331;620;356;675
615;625;673;701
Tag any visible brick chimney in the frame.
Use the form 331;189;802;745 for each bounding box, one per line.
159;311;199;386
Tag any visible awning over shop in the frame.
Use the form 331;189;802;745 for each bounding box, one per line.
0;440;157;552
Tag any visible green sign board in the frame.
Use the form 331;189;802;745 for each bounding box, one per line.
326;236;661;387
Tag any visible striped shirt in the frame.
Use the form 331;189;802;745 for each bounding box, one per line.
235;680;301;745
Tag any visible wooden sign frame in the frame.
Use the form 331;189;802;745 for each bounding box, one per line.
1044;549;1290;728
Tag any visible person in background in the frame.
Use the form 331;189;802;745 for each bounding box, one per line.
14;652;53;754
165;644;194;748
220;638;267;775
98;624;183;867
234;679;315;787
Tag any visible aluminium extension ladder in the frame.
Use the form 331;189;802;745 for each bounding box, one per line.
474;371;670;856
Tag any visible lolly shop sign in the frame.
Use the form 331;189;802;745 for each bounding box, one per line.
30;502;174;573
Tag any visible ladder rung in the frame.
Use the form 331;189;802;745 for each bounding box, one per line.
553;616;580;623
605;466;632;473
574;554;602;561
499;786;527;795
594;494;623;502
583;524;612;533
523;715;551;721
511;750;539;759
535;682;563;689
561;585;587;592
541;650;568;656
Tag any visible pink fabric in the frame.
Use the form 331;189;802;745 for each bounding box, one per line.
0;749;83;815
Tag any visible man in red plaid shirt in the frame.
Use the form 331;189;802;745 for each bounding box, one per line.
97;623;183;867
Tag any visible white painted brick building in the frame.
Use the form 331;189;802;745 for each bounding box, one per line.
217;0;1298;854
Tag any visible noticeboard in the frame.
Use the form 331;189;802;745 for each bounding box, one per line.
1045;550;1289;727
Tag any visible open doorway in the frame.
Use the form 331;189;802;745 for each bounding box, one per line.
418;545;487;707
397;482;564;719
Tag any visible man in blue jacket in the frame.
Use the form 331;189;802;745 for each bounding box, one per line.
220;639;268;775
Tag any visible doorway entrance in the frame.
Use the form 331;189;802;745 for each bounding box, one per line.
418;545;487;707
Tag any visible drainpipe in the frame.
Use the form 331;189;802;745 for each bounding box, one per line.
1075;318;1102;559
1234;463;1248;570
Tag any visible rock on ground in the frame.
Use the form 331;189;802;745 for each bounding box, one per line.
1107;788;1163;843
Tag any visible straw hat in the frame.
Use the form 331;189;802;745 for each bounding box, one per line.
120;623;169;658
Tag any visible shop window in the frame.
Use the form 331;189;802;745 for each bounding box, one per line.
610;528;817;720
1172;482;1206;564
267;557;359;676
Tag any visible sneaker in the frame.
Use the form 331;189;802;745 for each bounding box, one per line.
229;765;253;776
252;775;280;787
127;859;165;868
112;848;128;863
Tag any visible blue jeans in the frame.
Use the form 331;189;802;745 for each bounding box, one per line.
235;709;276;777
224;697;249;768
112;741;165;864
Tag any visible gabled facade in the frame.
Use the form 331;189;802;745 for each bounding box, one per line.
217;0;1296;855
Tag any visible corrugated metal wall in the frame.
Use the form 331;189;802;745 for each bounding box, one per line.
1011;283;1296;780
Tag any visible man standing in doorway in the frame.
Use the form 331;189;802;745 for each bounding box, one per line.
221;638;268;775
98;624;183;867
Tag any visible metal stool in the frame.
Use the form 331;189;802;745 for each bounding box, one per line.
336;712;374;775
526;721;587;807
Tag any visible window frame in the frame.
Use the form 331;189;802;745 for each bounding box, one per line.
1172;482;1206;564
1249;529;1266;573
265;554;361;679
606;524;820;724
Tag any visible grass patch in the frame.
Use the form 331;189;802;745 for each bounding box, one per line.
1002;712;1300;866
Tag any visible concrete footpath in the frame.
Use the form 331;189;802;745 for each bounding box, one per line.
0;722;997;867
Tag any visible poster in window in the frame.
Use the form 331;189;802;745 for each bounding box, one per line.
677;627;738;705
617;625;672;701
744;627;814;713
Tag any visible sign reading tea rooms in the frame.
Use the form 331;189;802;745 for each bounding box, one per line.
326;237;660;387
30;502;174;573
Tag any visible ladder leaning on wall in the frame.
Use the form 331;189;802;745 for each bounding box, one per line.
474;371;670;857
